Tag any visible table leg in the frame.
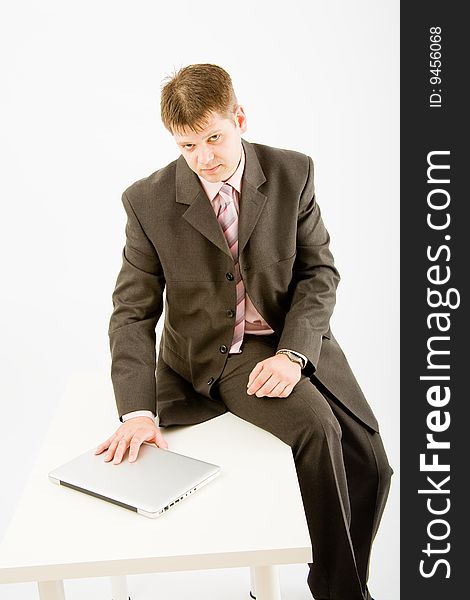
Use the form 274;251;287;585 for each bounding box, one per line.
37;580;65;600
250;566;257;598
110;575;130;600
253;566;281;600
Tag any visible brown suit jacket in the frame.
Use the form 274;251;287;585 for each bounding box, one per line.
108;139;379;432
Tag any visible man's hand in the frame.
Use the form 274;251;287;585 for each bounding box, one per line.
94;416;168;464
247;354;302;398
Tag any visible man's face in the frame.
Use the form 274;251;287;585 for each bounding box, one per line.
173;106;247;182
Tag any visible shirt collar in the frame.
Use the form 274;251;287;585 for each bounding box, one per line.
197;144;245;202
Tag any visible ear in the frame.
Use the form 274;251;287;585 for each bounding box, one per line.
234;105;247;134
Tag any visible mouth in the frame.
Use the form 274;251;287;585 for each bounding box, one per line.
201;164;221;174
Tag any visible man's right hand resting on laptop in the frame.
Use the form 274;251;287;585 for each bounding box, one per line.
95;417;169;464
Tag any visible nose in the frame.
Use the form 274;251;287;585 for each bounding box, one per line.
198;146;215;167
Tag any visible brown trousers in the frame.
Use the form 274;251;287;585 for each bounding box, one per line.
212;333;393;600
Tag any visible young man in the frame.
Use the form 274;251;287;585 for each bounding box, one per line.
96;64;393;600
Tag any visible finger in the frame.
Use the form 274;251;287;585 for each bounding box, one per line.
266;381;288;398
247;372;270;396
113;436;132;464
155;429;169;449
255;375;279;397
279;383;294;398
103;436;121;462
128;435;144;462
247;369;272;395
94;436;113;454
247;362;264;389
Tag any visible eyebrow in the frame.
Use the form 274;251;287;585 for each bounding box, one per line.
178;130;221;145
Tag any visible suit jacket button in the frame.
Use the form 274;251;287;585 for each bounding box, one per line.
219;345;228;353
207;377;214;385
226;309;235;318
226;272;234;281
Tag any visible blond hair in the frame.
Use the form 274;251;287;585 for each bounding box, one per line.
160;64;238;134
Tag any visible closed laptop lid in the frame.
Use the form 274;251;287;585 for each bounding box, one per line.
48;443;221;516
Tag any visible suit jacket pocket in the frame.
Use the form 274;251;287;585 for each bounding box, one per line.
160;328;192;381
249;251;296;273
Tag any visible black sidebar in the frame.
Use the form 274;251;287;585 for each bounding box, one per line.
401;3;467;599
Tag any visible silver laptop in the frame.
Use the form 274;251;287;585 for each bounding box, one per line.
48;443;221;518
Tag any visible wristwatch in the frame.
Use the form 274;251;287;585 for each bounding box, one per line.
275;349;305;368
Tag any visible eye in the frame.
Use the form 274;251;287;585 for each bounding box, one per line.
183;144;194;150
209;134;220;142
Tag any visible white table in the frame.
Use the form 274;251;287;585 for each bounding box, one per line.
0;372;312;599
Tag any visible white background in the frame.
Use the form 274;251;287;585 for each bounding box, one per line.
0;1;399;598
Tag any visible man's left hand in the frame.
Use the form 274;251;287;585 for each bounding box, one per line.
247;354;302;398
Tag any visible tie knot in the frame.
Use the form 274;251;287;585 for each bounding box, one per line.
220;183;233;198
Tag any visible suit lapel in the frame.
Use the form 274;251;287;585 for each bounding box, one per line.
238;139;267;256
176;156;232;258
175;138;267;258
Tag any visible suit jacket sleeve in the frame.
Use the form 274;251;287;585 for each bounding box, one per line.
276;156;340;373
108;191;165;421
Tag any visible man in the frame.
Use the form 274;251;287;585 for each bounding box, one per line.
96;64;393;600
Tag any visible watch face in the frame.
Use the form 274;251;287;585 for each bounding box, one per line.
277;350;303;367
285;352;302;365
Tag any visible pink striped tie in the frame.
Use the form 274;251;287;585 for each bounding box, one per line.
216;183;245;353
